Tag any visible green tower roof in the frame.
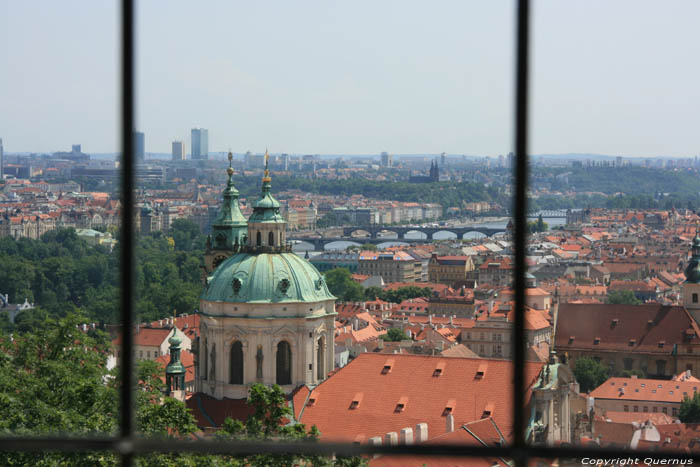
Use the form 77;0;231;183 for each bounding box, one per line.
248;150;284;223
201;252;335;304
685;231;700;284
213;153;248;227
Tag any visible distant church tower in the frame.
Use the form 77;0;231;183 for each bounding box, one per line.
683;230;700;323
197;150;337;399
204;152;248;275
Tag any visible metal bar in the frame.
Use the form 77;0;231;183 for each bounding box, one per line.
513;0;531;465
119;0;135;465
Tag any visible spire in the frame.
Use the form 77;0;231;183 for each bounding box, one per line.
209;150;248;252
263;148;271;183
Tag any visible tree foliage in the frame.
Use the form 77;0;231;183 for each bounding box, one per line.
0;227;205;325
324;268;364;302
380;328;410;342
606;290;641;305
573;357;610;393
680;392;700;423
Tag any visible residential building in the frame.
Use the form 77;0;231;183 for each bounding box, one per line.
554;303;700;378
590;376;699;419
357;250;422;283
428;254;475;285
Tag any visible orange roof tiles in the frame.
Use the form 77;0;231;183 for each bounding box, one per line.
591;377;700;403
298;353;543;443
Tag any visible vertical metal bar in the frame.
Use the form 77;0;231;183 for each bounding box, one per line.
513;0;530;465
120;0;135;465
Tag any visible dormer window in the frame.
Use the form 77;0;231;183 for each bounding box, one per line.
594;337;600;345
434;362;446;377
382;359;394;375
349;392;363;410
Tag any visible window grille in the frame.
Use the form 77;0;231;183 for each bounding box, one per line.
0;1;697;465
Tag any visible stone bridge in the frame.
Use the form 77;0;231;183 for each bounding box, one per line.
341;225;506;240
288;236;433;251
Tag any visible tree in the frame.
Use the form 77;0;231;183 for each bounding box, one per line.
573;357;610;393
680;392;700;423
381;328;409;342
606;290;641;305
324;268;364;302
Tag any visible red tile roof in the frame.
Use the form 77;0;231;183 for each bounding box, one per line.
555;304;700;354
298;353;543;443
590;377;699;403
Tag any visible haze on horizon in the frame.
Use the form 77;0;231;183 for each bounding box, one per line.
1;1;699;157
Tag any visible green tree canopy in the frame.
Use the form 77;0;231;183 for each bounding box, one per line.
573;357;610;393
380;328;410;342
606;290;641;305
324;268;364;302
680;392;700;423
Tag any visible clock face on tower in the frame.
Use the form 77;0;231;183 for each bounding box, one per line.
213;255;227;269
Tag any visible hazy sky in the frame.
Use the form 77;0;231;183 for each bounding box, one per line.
2;1;699;156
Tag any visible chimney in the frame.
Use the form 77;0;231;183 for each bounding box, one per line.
377;339;384;350
449;316;454;325
406;329;412;338
368;436;382;459
415;423;429;443
446;413;454;433
488;300;494;314
428;315;432;324
385;432;398;446
400;427;414;445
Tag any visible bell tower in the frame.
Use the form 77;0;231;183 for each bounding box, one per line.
204;152;248;274
683;229;700;323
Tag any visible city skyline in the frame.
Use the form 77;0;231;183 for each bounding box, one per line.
2;1;700;156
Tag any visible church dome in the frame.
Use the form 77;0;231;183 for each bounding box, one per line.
202;252;336;303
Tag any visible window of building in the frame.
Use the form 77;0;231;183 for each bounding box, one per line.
694;293;698;303
276;341;292;385
624;405;629;412
230;341;243;385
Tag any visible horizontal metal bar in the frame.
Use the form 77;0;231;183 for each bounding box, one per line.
0;437;697;461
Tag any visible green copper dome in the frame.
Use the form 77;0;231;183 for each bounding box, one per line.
202;252;335;304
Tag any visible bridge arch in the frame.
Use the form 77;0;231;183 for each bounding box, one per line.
345;228;372;238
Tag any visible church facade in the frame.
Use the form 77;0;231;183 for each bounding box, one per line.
197;152;336;399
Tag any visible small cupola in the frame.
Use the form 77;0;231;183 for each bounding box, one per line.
247;149;287;251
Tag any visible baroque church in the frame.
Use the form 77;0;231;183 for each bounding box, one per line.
193;152;336;399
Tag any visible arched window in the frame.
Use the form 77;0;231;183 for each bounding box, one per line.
209;344;216;381
316;336;325;381
276;341;292;385
256;231;262;246
269;231;275;247
203;339;208;380
230;341;243;384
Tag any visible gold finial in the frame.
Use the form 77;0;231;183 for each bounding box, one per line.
172;309;177;326
227;150;234;176
263;148;271;182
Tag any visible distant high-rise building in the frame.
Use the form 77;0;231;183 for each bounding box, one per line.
281;153;289;171
616;156;623;167
440;152;446;166
172;141;185;161
72;144;81;153
380;151;393;168
191;128;209;160
0;138;4;179
134;132;145;162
